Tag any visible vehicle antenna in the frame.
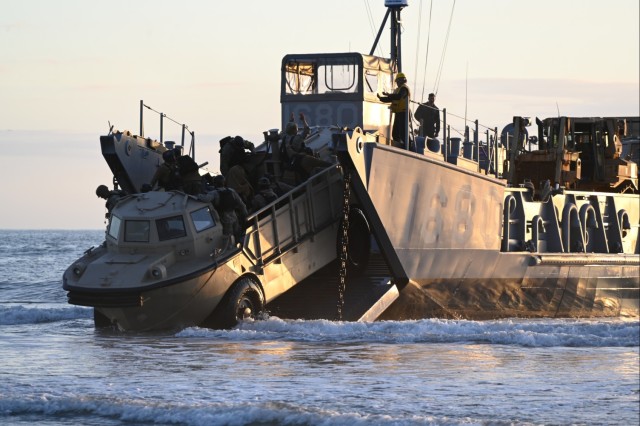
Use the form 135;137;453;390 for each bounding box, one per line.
556;101;560;117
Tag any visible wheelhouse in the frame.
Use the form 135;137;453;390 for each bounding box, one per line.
281;53;395;136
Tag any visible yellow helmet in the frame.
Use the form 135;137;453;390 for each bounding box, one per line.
396;72;406;80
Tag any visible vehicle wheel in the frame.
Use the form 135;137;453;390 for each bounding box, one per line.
93;309;111;328
217;277;265;328
337;207;371;276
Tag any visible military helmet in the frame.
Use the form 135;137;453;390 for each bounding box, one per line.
285;121;298;136
213;174;226;188
95;185;110;199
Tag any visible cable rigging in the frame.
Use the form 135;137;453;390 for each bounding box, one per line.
419;0;434;103
433;0;456;95
363;0;383;57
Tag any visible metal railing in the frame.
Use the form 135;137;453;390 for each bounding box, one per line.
242;165;343;272
139;100;197;159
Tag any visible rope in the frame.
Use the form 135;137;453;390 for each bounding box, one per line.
363;0;383;57
433;0;456;95
410;99;495;132
420;0;433;103
412;0;424;100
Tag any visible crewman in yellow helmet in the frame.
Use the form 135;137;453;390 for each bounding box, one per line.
377;72;411;147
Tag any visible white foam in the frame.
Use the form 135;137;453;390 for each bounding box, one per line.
0;304;91;325
0;395;476;426
177;317;640;347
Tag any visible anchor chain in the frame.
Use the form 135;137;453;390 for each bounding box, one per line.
337;168;352;321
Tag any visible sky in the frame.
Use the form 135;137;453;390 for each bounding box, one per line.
1;0;638;229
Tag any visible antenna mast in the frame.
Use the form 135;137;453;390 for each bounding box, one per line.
370;0;409;72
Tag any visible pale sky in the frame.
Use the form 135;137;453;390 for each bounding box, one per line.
1;0;638;229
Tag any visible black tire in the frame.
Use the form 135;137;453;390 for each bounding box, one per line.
93;309;111;328
217;277;265;329
337;207;371;276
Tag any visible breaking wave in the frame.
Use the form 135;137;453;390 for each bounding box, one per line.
0;304;91;325
178;317;640;348
1;302;637;348
0;395;494;426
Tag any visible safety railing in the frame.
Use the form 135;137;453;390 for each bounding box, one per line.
242;165;344;272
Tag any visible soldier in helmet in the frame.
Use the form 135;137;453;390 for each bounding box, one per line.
219;135;257;204
281;112;331;181
377;72;411;147
251;176;279;211
198;174;248;249
95;185;125;218
173;146;203;195
150;150;182;191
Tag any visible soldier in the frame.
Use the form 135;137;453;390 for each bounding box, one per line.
198;175;248;249
173;146;203;195
414;93;440;139
251;176;279;211
150;150;182;191
377;72;411;146
95;185;125;218
281;112;330;181
219;136;255;176
219;135;257;204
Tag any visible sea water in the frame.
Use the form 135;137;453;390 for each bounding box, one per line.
0;230;638;426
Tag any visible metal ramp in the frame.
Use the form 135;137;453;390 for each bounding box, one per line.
266;254;399;321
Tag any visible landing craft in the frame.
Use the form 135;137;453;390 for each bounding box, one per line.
63;0;639;330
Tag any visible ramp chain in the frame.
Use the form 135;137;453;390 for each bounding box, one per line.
337;169;352;320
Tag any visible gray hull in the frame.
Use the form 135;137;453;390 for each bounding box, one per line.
340;130;639;319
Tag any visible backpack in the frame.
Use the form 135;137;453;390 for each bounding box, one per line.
217;188;236;212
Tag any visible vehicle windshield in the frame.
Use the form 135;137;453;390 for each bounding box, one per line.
125;220;150;243
156;215;187;241
190;207;216;232
108;215;121;240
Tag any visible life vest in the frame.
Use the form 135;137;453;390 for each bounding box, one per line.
390;83;411;113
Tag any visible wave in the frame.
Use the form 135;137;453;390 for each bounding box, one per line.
177;317;640;348
1;302;637;348
0;304;91;325
0;395;492;426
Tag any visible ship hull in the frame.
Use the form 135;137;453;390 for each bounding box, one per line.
340;131;640;319
381;258;639;320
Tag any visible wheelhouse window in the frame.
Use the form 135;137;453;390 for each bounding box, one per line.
190;207;216;232
108;215;121;240
156;215;187;241
364;69;379;94
125;220;150;243
318;62;357;94
284;58;361;96
285;62;315;95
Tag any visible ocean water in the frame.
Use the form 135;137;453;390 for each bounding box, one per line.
0;230;638;426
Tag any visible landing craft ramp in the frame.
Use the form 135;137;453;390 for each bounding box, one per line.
266;254;399;322
242;165;399;322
